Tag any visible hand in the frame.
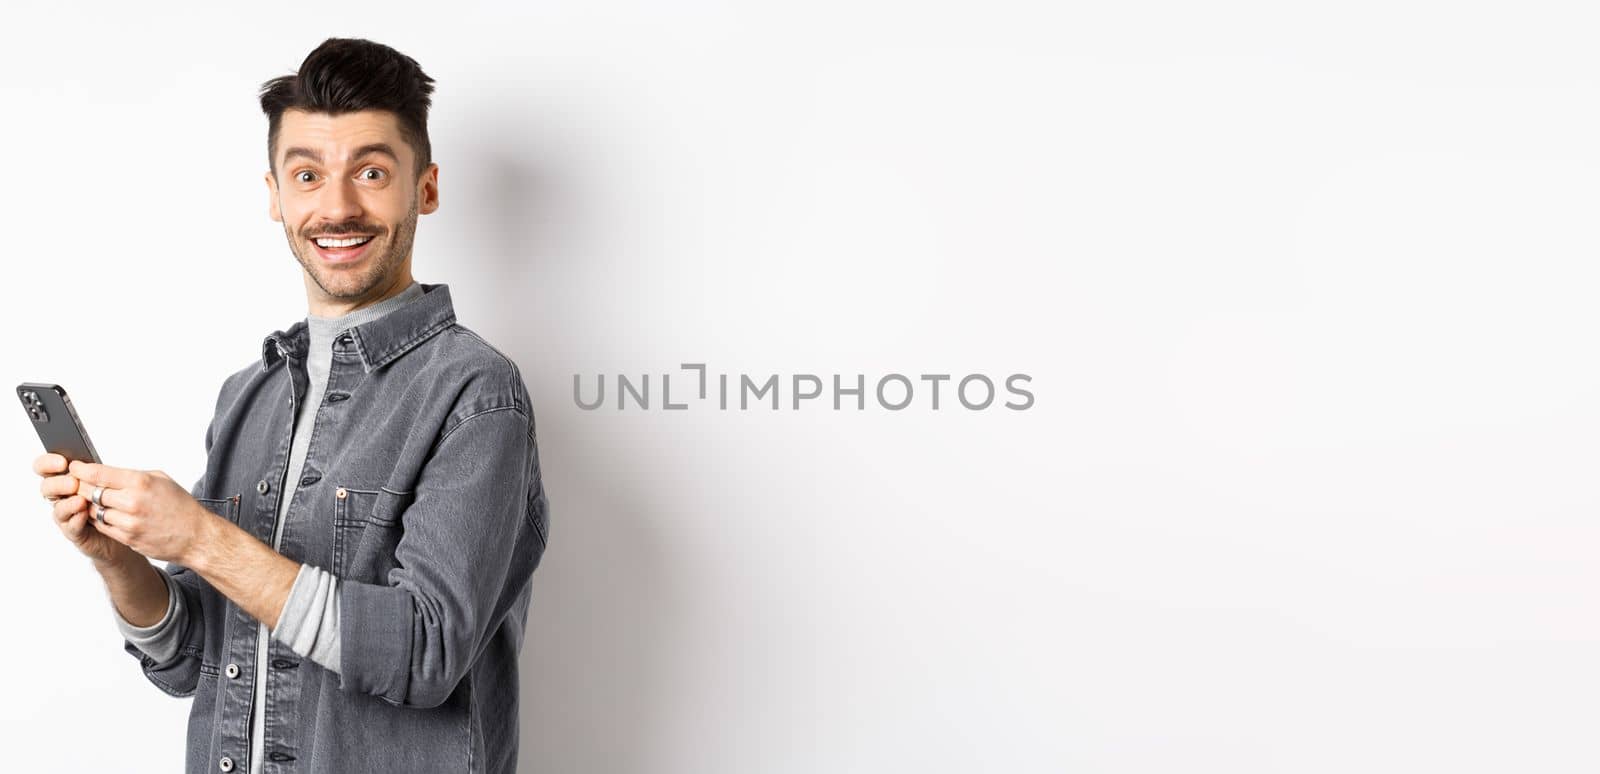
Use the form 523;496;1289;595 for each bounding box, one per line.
65;459;214;566
36;453;138;567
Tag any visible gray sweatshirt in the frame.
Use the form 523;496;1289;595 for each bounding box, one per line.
111;281;424;774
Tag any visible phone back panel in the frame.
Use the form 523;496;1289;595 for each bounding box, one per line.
17;383;101;464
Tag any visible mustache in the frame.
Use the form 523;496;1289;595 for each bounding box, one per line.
304;225;383;238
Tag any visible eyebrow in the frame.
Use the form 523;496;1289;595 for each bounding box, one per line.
281;143;400;167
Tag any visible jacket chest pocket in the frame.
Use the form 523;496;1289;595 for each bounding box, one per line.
195;495;240;523
332;486;412;583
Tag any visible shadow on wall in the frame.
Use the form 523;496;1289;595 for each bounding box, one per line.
454;116;681;774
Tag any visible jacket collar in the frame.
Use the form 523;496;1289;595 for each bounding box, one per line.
261;282;456;373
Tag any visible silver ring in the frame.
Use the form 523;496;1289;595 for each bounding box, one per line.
94;505;107;523
90;485;106;508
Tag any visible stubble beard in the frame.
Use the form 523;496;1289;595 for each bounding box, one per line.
286;196;419;302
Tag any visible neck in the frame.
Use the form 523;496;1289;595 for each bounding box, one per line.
306;269;415;318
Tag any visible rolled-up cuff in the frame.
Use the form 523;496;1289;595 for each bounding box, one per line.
338;579;413;705
112;567;184;664
271;563;343;674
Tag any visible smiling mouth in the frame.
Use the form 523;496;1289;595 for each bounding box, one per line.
310;234;377;264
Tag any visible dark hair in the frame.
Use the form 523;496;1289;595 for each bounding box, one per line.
258;38;436;177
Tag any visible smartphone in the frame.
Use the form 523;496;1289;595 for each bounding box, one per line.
17;383;101;464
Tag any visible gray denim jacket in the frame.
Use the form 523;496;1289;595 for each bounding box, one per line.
122;283;550;774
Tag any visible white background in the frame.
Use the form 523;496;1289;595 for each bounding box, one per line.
2;1;1598;772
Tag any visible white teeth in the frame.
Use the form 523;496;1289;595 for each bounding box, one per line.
315;236;373;248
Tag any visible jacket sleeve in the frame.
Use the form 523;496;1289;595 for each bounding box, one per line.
337;404;548;708
120;477;214;697
122;404;220;698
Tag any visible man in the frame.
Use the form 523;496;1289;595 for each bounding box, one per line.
31;37;549;774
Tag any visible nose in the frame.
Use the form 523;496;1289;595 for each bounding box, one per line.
315;174;364;225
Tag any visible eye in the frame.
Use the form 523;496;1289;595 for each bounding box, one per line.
360;168;386;181
295;170;317;184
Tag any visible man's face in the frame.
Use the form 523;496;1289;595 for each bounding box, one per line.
265;109;439;305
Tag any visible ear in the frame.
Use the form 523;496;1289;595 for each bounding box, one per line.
418;163;440;215
264;170;282;222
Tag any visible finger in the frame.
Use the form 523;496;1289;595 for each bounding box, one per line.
72;477;139;514
40;474;79;499
33;453;67;476
53;496;88;524
59;509;82;542
59;505;93;543
89;512;132;544
67;460;139;489
65;508;94;538
91;485;136;514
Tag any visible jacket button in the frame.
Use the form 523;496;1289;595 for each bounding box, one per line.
218;757;235;772
256;479;269;495
335;487;348;500
225;663;240;679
